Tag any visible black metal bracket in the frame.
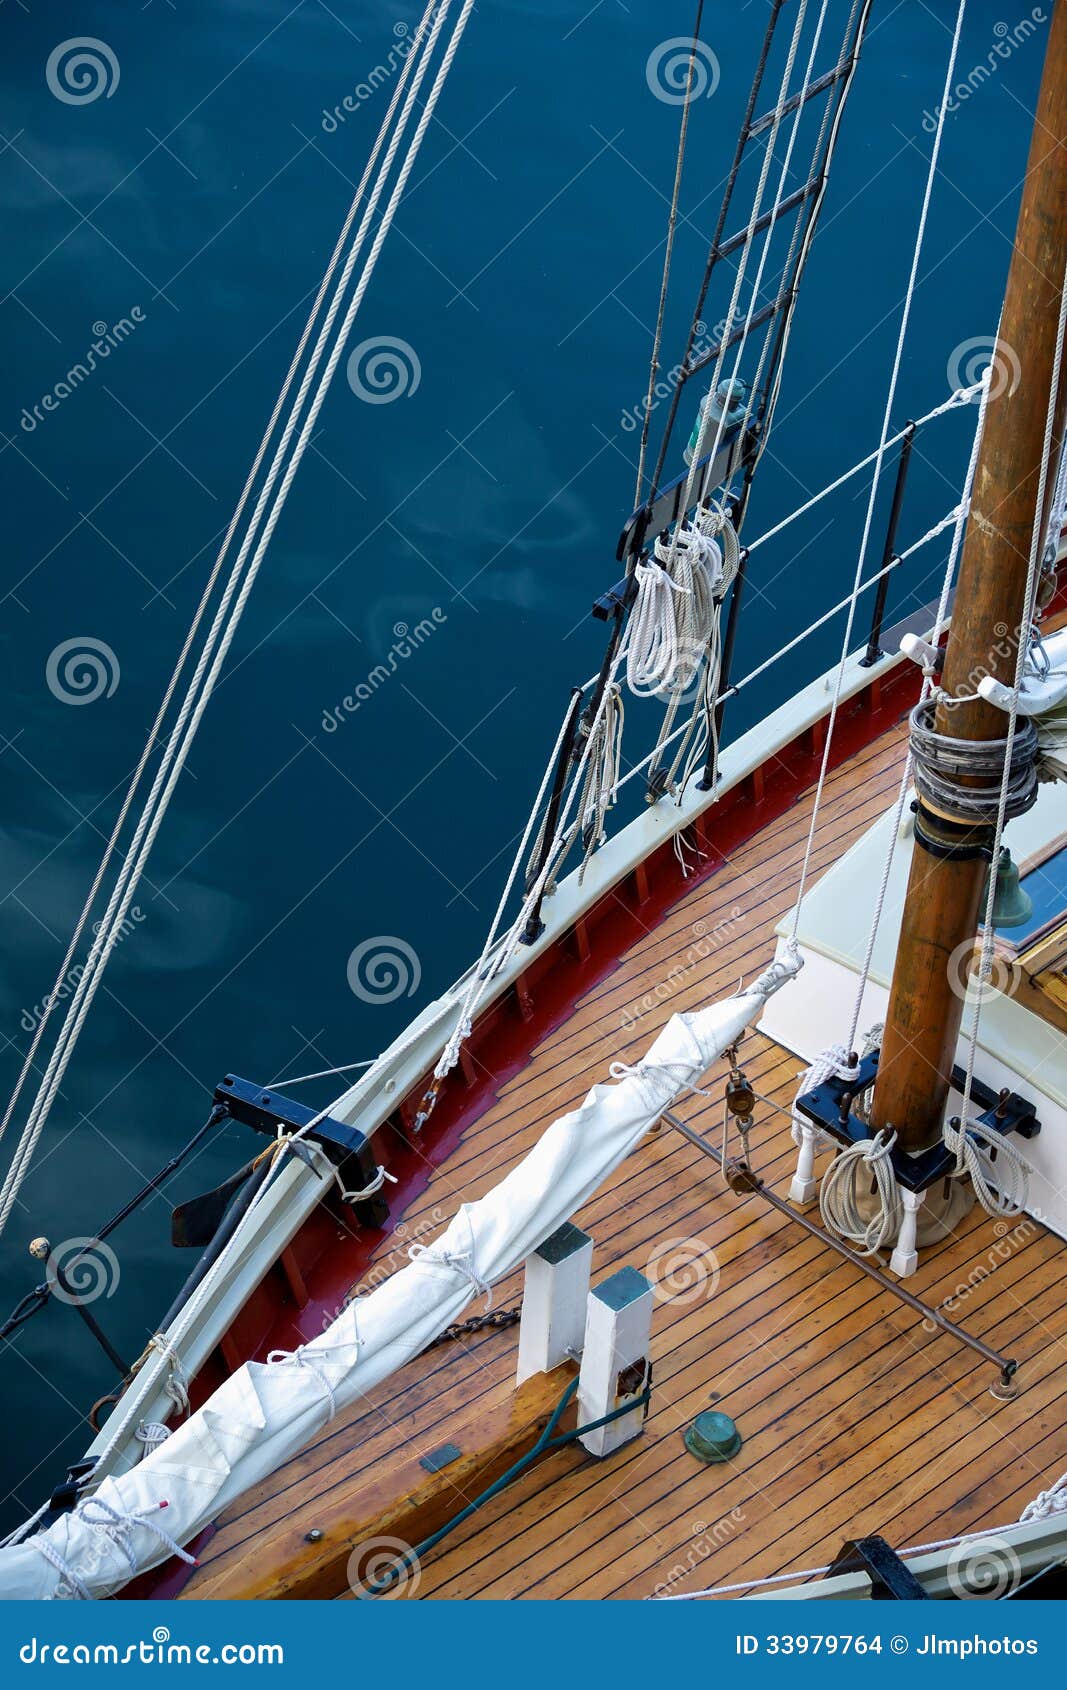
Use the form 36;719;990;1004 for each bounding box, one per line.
794;1049;1040;1194
826;1534;929;1599
213;1074;389;1227
615;425;749;565
592;573;635;623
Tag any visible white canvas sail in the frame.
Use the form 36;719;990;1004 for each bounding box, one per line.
0;960;796;1600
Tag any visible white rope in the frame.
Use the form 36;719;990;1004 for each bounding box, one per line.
31;1496;197;1598
134;1421;171;1458
818;1128;901;1255
787;0;969;956
577;683;625;878
790;1044;857;1147
846;368;993;1050
409;1209;491;1306
941;1114;1029;1219
1021;1471;1067;1522
957;243;1067;1159
56;2;478;1476
747;0;872;480
269;1059;375;1088
0;0;461;1241
692;0;831;516
669;0;815;541
265;1345;339;1423
746;383;982;557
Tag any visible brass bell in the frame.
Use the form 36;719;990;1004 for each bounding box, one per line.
986;847;1033;930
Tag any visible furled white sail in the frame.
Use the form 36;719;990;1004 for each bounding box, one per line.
0;960;797;1600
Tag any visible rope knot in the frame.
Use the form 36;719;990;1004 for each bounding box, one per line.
266;1344;339;1422
408;1210;491;1307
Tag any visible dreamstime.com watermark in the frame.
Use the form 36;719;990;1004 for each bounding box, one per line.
322;1207;449;1328
646;1235;721;1306
321;20;417;131
646;37;720;105
321;611;446;731
19;1630;284;1666
20;907;144;1032
947;334;1021;403
346;335;421;404
921;11;1047;132
622;909;743;1032
619;319;732;436
20;312;146;434
652;1510;746;1598
922;1213;1040;1330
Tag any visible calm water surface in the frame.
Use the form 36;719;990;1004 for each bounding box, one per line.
0;0;1043;1526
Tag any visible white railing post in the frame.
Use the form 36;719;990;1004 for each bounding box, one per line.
789;1123;820;1205
578;1266;653;1457
516;1221;593;1386
890;1188;923;1278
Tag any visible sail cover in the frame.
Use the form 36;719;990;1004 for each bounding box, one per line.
0;961;796;1600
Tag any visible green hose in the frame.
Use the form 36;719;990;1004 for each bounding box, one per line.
361;1374;652;1597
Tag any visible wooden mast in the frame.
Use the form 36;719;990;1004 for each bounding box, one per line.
870;0;1067;1152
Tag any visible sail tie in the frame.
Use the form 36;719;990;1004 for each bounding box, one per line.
266;1346;339;1422
30;1496;197;1595
408;1211;491;1308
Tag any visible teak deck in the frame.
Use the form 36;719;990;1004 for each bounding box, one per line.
180;719;1067;1600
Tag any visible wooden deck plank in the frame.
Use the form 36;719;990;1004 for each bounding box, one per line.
180;712;1067;1601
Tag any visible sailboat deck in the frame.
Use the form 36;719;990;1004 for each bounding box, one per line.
182;718;1067;1599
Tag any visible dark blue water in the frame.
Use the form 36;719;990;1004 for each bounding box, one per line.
0;0;1043;1528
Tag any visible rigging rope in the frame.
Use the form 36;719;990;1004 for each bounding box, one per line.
690;0;832;519
634;0;706;507
952;244;1067;1204
787;0;969;961
0;0;473;1241
662;0;814;566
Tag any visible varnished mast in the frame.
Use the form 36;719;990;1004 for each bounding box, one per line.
871;0;1067;1151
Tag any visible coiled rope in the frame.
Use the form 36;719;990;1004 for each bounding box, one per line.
908;700;1038;825
818;1129;902;1257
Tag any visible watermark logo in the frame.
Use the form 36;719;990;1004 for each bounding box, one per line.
347;936;421;1004
20;311;146;433
346;336;421;404
321;21;416;132
622;909;742;1033
947;334;1021;402
347;1536;422;1599
946;1534;1022;1599
321;610;446;732
921;10;1047;132
46;637;120;705
946;936;1017;1005
46;38;120;105
922;1213;1039;1330
45;1237;121;1306
651;1509;746;1597
646;38;720;105
646;1235;720;1305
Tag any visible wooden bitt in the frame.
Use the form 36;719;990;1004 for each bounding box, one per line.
179;1362;578;1600
872;0;1067;1152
